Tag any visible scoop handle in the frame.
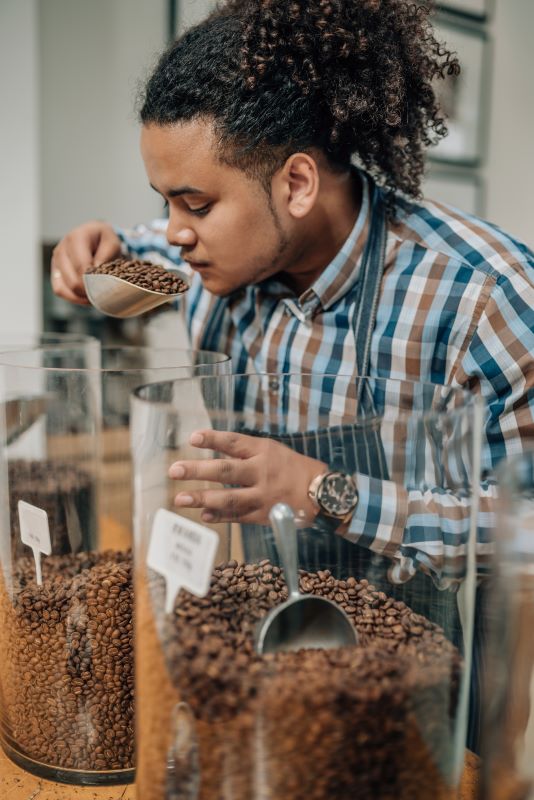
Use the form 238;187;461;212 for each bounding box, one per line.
269;503;300;599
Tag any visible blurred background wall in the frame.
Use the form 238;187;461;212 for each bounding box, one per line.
0;0;532;339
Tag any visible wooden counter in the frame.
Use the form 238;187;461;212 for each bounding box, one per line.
0;745;480;799
0;746;135;799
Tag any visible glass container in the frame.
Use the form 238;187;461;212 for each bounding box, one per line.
132;373;483;800
481;449;534;800
0;346;230;787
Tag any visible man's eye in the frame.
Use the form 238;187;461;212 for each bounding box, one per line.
188;204;211;217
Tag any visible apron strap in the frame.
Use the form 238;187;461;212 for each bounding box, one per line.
353;185;388;379
350;183;390;480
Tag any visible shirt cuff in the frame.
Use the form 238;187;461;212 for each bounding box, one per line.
344;474;408;560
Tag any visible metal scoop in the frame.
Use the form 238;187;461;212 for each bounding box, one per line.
2;395;49;446
255;503;358;655
83;269;189;319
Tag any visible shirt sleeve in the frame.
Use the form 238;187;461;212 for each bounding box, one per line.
115;220;185;266
345;259;534;585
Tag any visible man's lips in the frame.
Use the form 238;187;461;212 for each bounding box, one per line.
183;259;210;270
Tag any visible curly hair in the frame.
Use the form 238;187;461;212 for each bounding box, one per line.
139;0;459;202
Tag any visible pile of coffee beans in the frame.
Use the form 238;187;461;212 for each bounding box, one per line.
138;559;461;800
0;549;134;774
9;459;95;558
87;258;187;295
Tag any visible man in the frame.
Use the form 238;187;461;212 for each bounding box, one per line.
51;0;534;751
52;0;534;561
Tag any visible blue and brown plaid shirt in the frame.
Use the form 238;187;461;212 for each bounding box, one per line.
118;171;534;581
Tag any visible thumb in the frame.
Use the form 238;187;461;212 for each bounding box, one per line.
92;226;122;266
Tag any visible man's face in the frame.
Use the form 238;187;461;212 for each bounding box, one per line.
140;119;294;297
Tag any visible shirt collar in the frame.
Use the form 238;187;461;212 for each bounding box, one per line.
302;170;372;314
255;170;373;320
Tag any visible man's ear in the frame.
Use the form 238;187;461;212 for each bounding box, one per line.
275;153;320;219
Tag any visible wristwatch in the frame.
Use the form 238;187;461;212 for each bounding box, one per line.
307;470;359;530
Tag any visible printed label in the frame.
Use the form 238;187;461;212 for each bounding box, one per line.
18;500;52;586
147;508;219;614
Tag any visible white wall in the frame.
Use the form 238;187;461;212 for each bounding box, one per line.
175;0;216;34
40;0;167;241
485;0;534;247
0;0;41;337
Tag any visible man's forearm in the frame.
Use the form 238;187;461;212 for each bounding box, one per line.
343;474;496;585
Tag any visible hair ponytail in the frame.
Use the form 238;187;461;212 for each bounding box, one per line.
140;0;459;200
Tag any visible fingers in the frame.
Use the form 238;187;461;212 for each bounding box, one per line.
51;221;121;302
50;268;91;306
51;243;89;300
93;224;123;264
169;457;253;486
189;430;259;459
173;487;262;524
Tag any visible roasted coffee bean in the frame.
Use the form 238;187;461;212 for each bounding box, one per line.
138;559;462;800
86;258;187;295
0;549;134;773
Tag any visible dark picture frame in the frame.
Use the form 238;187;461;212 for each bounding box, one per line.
429;17;490;167
437;0;493;20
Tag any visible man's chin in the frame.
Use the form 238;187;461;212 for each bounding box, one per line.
199;276;246;298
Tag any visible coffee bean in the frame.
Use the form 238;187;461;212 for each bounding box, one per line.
86;258;187;295
138;559;462;800
0;549;134;774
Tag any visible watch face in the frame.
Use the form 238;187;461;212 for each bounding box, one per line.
317;472;358;518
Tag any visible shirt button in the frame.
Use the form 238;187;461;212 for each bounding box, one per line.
269;378;280;392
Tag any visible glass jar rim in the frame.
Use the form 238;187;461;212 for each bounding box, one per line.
0;346;230;374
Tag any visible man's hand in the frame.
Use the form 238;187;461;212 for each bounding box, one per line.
51;221;122;305
168;430;327;525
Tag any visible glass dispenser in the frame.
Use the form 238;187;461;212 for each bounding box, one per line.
0;346;230;786
481;449;534;800
132;373;483;800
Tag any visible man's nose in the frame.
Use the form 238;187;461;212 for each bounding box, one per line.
166;220;197;248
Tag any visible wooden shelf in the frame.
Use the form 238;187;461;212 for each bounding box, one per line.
0;745;135;799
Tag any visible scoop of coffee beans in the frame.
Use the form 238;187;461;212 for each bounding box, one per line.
139;559;462;800
86;258;187;295
0;549;134;775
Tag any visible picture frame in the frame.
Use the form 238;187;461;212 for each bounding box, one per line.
437;0;492;20
422;168;485;217
429;17;489;167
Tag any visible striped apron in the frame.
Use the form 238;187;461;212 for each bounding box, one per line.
239;188;460;621
235;185;483;753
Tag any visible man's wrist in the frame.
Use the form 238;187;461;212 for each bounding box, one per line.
306;468;359;530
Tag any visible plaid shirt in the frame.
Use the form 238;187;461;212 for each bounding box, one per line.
118;171;534;581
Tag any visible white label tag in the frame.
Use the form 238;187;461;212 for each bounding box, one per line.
147;508;219;614
18;500;52;586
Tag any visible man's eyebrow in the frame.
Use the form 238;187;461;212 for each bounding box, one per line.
149;183;203;197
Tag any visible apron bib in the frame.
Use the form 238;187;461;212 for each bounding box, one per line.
241;186;462;642
217;182;482;752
